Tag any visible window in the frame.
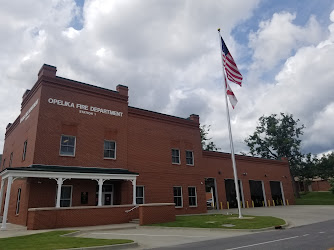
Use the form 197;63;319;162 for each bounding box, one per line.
59;185;72;207
9;152;13;167
136;186;145;204
60;135;76;156
2;159;5;169
188;187;197;207
172;149;180;164
22;140;28;161
104;140;116;159
173;186;183;207
16;188;21;215
186;150;194;165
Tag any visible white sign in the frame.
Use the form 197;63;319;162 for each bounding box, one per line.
20;99;39;123
47;98;123;117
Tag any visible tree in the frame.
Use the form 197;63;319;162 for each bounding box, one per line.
244;113;305;196
200;125;220;151
316;152;334;180
245;113;304;171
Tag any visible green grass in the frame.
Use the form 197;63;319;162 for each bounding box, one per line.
0;230;133;250
149;214;285;229
296;191;334;205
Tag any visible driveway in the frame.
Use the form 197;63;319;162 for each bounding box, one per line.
217;205;334;227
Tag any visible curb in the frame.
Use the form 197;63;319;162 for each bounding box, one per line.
58;242;139;250
140;220;289;232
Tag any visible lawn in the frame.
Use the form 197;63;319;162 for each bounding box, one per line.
296;191;334;205
149;214;285;229
0;231;133;250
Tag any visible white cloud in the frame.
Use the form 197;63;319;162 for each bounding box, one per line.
249;12;325;71
0;0;333;158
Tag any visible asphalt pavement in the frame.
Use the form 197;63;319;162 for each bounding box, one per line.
154;219;334;250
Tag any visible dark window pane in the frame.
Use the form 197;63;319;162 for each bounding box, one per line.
61;186;71;199
60;200;71;207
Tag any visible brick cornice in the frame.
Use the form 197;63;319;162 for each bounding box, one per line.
128;106;199;129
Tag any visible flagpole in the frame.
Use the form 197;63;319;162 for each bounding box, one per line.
218;29;243;218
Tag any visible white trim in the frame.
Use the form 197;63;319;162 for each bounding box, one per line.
185;150;194;166
136;185;145;204
60;185;73;207
173;186;183;208
9;152;13;167
213;178;219;209
22;140;28;161
103;140;116;160
0;180;5;212
239;180;245;208
59;134;76;157
1;176;13;230
171;148;181;165
188;186;197;207
261;181;267;207
15;188;21;215
0;169;138;181
280;181;286;206
96;183;114;205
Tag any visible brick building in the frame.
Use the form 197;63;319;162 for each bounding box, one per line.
0;65;294;230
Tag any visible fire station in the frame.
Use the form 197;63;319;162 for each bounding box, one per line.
0;64;294;230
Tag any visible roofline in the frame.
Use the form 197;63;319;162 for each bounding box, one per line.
128;106;199;128
202;150;289;165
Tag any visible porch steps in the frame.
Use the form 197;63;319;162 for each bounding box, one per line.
129;219;140;224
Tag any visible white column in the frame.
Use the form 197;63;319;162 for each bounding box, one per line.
131;179;136;205
1;176;13;230
56;178;63;208
0;180;5;212
98;179;104;206
280;181;286;206
261;181;267;207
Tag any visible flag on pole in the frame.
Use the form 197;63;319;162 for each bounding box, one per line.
221;37;243;86
225;74;238;109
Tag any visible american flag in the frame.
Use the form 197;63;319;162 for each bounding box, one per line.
225;74;238;109
221;37;243;86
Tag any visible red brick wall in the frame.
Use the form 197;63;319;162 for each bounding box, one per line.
139;203;175;225
311;180;331;191
201;152;295;207
33;80;128;168
1;86;42;171
27;205;138;230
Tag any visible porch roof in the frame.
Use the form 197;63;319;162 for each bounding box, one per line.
0;164;139;181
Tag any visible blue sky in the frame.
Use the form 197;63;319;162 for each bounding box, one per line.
1;0;334;156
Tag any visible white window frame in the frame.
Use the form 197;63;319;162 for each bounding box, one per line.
15;188;22;215
22;140;28;161
9;152;13;167
188;186;197;207
185;150;194;166
56;185;73;207
173;186;183;208
103;140;116;159
136;186;145;204
171;149;180;165
59;135;76;157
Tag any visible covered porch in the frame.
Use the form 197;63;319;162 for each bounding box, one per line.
0;165;139;230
